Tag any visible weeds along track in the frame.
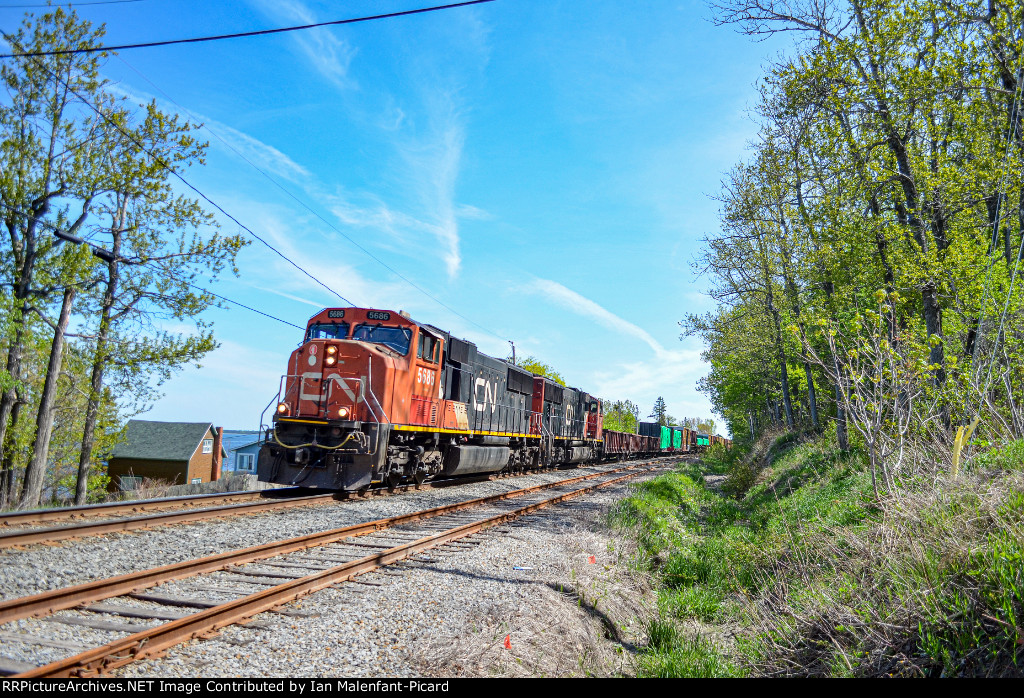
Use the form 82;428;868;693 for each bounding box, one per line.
0;460;672;677
0;464;628;549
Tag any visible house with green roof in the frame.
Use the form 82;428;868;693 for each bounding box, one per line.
107;420;225;491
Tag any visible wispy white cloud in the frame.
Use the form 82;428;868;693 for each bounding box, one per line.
520;278;713;419
315;92;476;281
110;77;479;284
202;118;312;184
251;0;357;90
228;198;439;313
402;112;465;278
248;284;324;309
526;279;668;357
107;82;311;184
114;2;489;294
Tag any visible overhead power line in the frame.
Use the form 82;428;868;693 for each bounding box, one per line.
115;54;509;343
0;1;145;8
0;0;497;58
0;201;305;330
1;27;355;307
2;11;510;344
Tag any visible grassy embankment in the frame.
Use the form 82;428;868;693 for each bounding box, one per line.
612;433;1024;677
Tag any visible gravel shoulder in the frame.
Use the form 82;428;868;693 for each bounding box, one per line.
1;463;669;677
103;468;663;678
0;464;640;601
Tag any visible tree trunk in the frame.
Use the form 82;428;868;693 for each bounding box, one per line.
803;362;819;431
74;334;107;505
18;287;76;510
0;400;24;509
922;282;946;387
771;306;796;430
0;307;30;484
75;240;120;505
835;383;849;451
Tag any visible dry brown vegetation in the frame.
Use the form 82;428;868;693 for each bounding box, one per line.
610;434;1024;677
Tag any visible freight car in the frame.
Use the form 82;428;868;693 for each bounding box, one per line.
256;307;725;492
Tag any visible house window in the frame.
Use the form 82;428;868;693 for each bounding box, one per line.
119;476;142;491
202;438;213;454
191;477;202;484
236;453;255;472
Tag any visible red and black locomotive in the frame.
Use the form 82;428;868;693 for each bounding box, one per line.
257;307;617;492
257;307;732;492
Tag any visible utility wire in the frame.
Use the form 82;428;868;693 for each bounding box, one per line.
115;53;509;343
0;200;305;330
178;280;304;330
0;0;497;58
0;1;145;8
0;27;356;307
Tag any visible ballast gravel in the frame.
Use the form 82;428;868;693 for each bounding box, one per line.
0;464;642;601
0;462;674;677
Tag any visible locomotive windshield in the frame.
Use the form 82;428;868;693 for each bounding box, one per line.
306;322;349;341
352;324;413;355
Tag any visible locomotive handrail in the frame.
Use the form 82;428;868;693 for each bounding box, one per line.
273;369;391;425
258;392;279;434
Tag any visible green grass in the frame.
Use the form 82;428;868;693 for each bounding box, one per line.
610;435;1024;676
637;633;744;678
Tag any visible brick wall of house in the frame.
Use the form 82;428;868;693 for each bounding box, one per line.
186;428;217;483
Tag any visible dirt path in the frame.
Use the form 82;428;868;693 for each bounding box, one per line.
704;473;727;492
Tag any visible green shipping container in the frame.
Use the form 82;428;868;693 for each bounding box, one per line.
659;426;671;450
672;428;682;449
697;434;709;447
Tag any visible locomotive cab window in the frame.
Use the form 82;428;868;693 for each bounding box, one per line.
417;333;439;363
352;324;412;355
306;322;349;342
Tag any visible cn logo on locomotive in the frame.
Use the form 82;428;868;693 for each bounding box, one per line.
473;377;498;414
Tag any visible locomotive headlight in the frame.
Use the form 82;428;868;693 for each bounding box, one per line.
326;345;338;355
325;355;337;366
276;402;289;415
336;406;350;419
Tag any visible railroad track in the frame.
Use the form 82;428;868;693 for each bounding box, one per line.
0;467;584;549
0;458;671;677
0;488;311;528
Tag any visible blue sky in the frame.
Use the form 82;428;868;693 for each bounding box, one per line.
3;0;789;433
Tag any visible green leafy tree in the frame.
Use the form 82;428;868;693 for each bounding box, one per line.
602;399;639;433
71;98;245;504
515;355;566;386
0;8;111;506
690;0;1024;473
0;9;246;507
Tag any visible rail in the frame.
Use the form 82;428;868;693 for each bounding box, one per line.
4;460;670;677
